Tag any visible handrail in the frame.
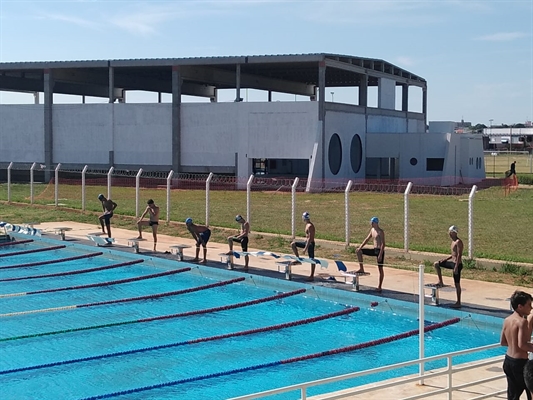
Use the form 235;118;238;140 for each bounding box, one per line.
229;343;503;400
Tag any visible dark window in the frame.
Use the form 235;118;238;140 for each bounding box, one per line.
426;158;444;171
350;134;362;173
328;133;342;175
410;157;418;166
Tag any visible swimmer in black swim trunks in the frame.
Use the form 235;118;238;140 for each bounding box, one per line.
185;218;211;263
137;199;160;251
98;194;117;239
226;215;250;270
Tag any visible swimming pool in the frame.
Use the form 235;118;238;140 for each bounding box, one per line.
0;235;505;399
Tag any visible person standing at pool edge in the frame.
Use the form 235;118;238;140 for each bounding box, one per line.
185;218;211;263
500;290;533;400
290;212;316;281
433;225;463;308
136;199;160;251
226;215;250;271
98;194;117;238
356;217;385;292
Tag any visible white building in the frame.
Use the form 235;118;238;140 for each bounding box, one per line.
0;53;485;188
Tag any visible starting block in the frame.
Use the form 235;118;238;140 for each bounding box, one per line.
169;245;191;261
127;238;141;253
54;227;72;241
334;261;370;291
219;253;234;270
276;261;293;280
87;235;114;247
424;284;442;305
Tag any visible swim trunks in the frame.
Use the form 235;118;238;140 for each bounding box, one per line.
231;236;249;252
360;248;385;266
197;229;211;247
503;354;531;400
437;260;463;284
295;241;315;259
149;221;159;226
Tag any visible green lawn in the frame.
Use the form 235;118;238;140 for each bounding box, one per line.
1;182;532;264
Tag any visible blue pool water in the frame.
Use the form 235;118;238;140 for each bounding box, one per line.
0;236;505;399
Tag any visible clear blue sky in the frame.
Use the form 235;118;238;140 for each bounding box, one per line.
0;0;531;126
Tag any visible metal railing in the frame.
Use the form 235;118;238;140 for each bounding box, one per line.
229;343;504;400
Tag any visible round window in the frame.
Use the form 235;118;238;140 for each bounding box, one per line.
410;158;418;166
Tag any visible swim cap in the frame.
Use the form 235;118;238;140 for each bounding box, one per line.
302;212;310;220
98;194;105;200
185;218;193;225
147;199;154;204
235;215;243;222
370;217;379;224
448;225;458;233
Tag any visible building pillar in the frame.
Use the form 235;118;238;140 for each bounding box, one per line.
43;69;54;182
235;64;241;102
172;66;182;173
108;66;115;103
422;86;428;131
358;74;368;107
318;61;326;182
402;83;409;112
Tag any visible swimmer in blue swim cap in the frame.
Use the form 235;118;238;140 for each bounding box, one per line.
356;216;385;292
290;211;316;281
185;218;211;263
226;214;250;270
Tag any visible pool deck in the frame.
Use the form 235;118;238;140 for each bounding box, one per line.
30;221;531;399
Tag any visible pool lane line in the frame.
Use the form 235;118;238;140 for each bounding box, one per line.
0;239;33;247
0;251;104;271
0;276;245;318
0;288;306;342
0;267;191;298
0;258;144;283
0;244;66;258
0;307;360;376
79;317;461;400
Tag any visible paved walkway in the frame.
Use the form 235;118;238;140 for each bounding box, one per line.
32;221;530;399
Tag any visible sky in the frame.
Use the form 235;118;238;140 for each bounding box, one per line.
0;0;531;126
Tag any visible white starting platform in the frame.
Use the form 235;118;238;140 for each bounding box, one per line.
54;227;72;241
424;283;445;305
169;245;191;261
127;238;141;253
219;253;234;269
334;261;370;291
87;235;115;247
275;261;293;280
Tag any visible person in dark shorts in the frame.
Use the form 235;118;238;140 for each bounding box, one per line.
227;215;250;270
290;212;316;281
137;199;160;251
98;194;117;238
356;216;386;292
433;225;463;308
185;218;211;263
501;290;533;400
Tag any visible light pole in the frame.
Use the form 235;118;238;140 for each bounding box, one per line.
330;91;334;102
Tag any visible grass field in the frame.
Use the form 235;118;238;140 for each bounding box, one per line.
1;183;533;287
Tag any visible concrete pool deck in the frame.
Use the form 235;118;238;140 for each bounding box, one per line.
30;221;531;399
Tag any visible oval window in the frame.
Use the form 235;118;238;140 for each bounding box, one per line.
350;134;362;173
328;133;342;175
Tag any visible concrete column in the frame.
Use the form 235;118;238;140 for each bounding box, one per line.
318;61;326;182
43;69;54;182
402;83;409;112
172;66;182;172
358;74;368;107
108;66;115;103
235;64;241;102
422;86;428;131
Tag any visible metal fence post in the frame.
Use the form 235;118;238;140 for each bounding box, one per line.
468;185;478;259
54;163;61;207
291;177;300;239
166;170;174;223
135;168;143;218
7;162;13;203
30;162;37;205
404;182;413;253
246;174;254;226
81;165;88;211
344;180;353;247
206;173;213;226
419;264;425;385
107;167;114;200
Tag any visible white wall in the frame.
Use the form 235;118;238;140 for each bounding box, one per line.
378;78;396;110
0;105;44;162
